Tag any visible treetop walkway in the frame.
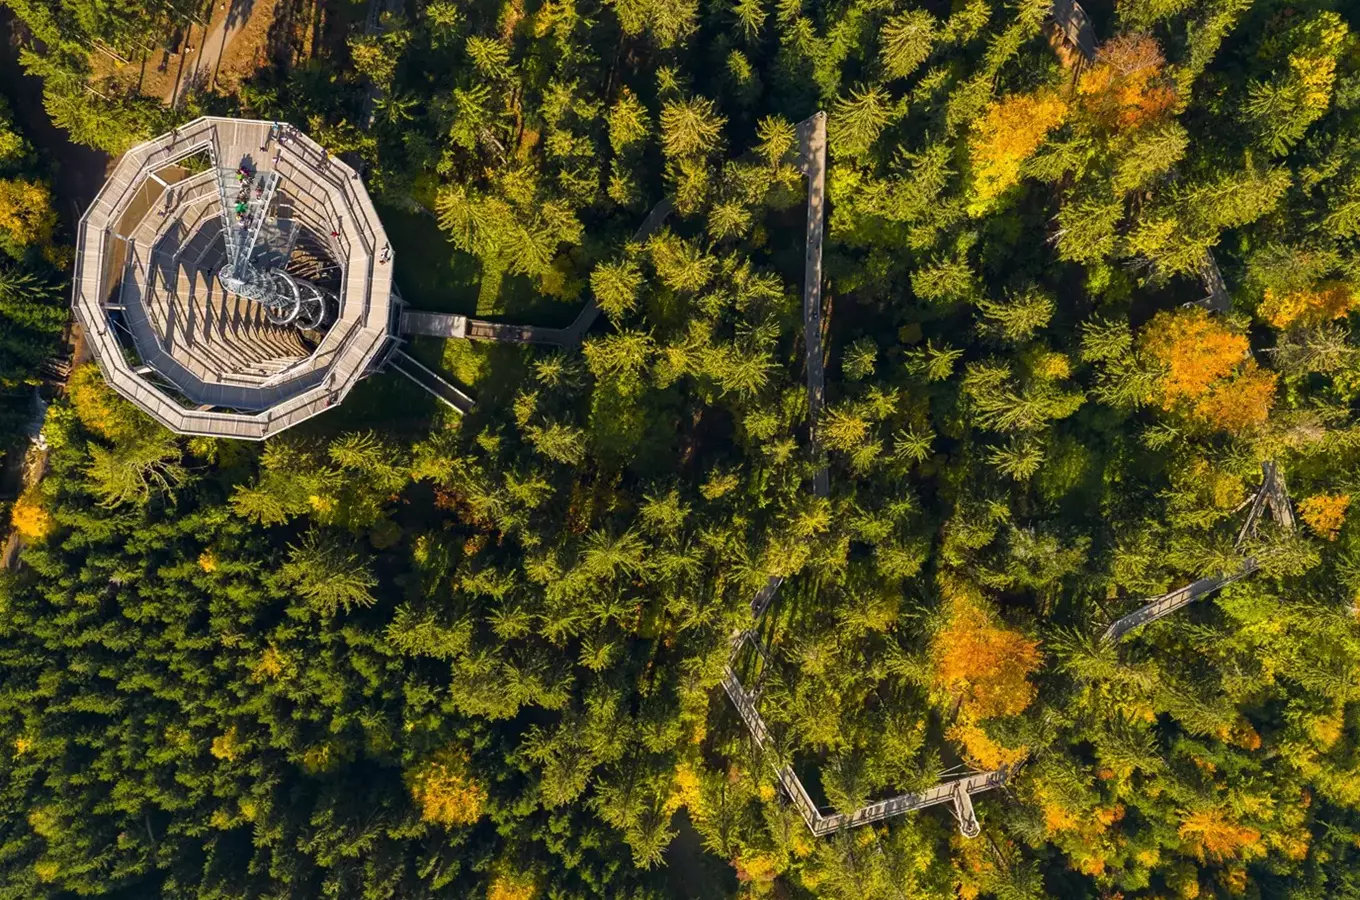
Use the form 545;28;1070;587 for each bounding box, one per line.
398;199;675;350
1050;0;1096;61
720;112;1008;839
1102;462;1295;642
722;631;1010;838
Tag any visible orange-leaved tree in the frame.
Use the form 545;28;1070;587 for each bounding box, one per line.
1139;307;1277;433
931;574;1041;768
1076;34;1177;131
1178;809;1264;864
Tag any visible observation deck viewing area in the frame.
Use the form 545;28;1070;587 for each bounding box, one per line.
73;117;395;440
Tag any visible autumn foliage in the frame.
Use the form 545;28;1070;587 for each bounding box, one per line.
1258;281;1357;329
487;870;538;900
407;747;488;827
930;576;1041;722
1140;308;1276;433
9;489;52;542
969;92;1068;209
67;363;144;444
1178;810;1263;863
1077;34;1177;130
1299;493;1350;540
0;178;56;249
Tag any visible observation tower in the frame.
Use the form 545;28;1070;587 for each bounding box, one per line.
72;117;398;439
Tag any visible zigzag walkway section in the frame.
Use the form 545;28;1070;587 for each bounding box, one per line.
724;112;1006;839
722;633;1003;838
1102;462;1294;642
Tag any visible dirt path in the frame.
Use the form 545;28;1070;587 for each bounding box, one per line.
168;0;258;106
2;326;90;571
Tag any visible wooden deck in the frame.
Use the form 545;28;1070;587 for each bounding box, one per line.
72;117;395;438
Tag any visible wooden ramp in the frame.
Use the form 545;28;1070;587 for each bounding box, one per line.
401;310;467;339
1102;462;1295;642
386;348;474;414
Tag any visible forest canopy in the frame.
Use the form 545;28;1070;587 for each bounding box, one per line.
4;0;1360;897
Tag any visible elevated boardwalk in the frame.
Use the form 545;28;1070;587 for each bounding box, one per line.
1050;0;1097;60
715;112;1009;840
721;654;1004;837
796;113;830;499
1103;462;1295;642
400;199;674;347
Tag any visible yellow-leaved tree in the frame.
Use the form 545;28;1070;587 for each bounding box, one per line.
0;178;57;253
1299;493;1349;540
487;867;538;900
1258;281;1357;330
969;92;1068;213
931;574;1041;769
407;746;488;827
10;488;53;542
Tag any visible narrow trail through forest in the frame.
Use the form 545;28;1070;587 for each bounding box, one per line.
167;0;258;107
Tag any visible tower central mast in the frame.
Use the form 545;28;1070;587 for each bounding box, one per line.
215;151;330;330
